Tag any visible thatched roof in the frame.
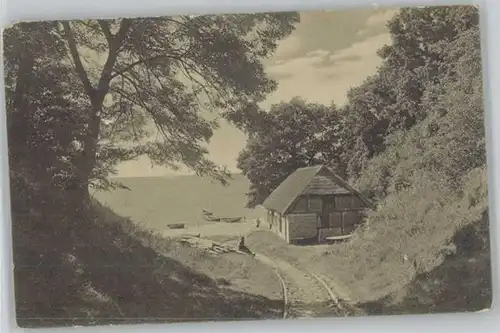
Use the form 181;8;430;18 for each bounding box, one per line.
262;165;373;215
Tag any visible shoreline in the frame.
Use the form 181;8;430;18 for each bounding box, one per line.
161;216;263;239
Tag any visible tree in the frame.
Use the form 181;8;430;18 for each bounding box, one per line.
55;14;299;202
237;98;344;207
4;14;300;206
351;6;483;199
339;5;479;179
4;22;90;213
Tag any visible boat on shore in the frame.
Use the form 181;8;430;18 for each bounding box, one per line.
221;217;243;223
167;223;185;229
202;210;221;222
202;210;243;223
203;215;221;222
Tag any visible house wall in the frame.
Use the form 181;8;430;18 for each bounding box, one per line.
266;210;287;241
265;168;370;244
284;193;367;243
289;195;323;214
286;217;291;243
326;195;366;236
287;213;318;241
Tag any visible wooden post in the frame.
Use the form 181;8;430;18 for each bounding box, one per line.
317;215;321;243
341;212;345;235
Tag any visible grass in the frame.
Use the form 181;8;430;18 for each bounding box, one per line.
357;214;491;315
245;231;324;267
13;198;283;328
321;167;490;307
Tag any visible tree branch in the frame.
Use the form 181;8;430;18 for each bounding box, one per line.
96;18;132;95
109;54;175;81
62;21;94;96
108;36;197;81
117;73;173;143
97;20;113;45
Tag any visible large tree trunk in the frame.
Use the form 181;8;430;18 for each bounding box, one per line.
76;97;105;203
62;19;131;204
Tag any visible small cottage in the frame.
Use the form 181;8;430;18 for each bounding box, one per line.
262;165;374;244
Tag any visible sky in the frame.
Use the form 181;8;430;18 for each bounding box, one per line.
115;7;398;178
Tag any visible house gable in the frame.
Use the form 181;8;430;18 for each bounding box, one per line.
301;167;351;196
262;165;322;214
262;165;374;215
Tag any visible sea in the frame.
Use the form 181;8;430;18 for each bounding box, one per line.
93;173;265;231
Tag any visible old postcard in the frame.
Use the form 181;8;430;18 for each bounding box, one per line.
3;4;491;328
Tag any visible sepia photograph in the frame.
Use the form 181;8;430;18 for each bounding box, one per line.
3;4;492;328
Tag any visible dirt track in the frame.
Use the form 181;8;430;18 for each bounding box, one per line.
254;252;342;318
184;227;349;319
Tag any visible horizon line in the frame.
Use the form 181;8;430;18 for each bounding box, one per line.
110;172;244;179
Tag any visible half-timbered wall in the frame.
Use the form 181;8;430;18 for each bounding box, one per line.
326;194;365;235
282;193;366;242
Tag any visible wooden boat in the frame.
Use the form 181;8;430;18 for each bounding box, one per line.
221;217;243;223
203;215;221;222
202;209;221;221
167;223;185;229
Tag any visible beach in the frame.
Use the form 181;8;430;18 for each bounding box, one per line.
93;174;266;238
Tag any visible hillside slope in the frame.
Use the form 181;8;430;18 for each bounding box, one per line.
320;167;491;313
245;166;490;315
13;199;282;327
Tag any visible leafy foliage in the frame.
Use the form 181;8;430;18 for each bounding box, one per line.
5;13;300;200
4;22;90;214
354;11;483;200
237;98;345;207
340;5;480;179
63;14;299;191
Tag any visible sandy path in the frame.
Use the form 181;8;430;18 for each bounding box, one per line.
254;253;339;318
162;220;343;318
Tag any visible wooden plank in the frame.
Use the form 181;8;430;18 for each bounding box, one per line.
325;234;352;241
318;228;343;242
329;208;366;212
